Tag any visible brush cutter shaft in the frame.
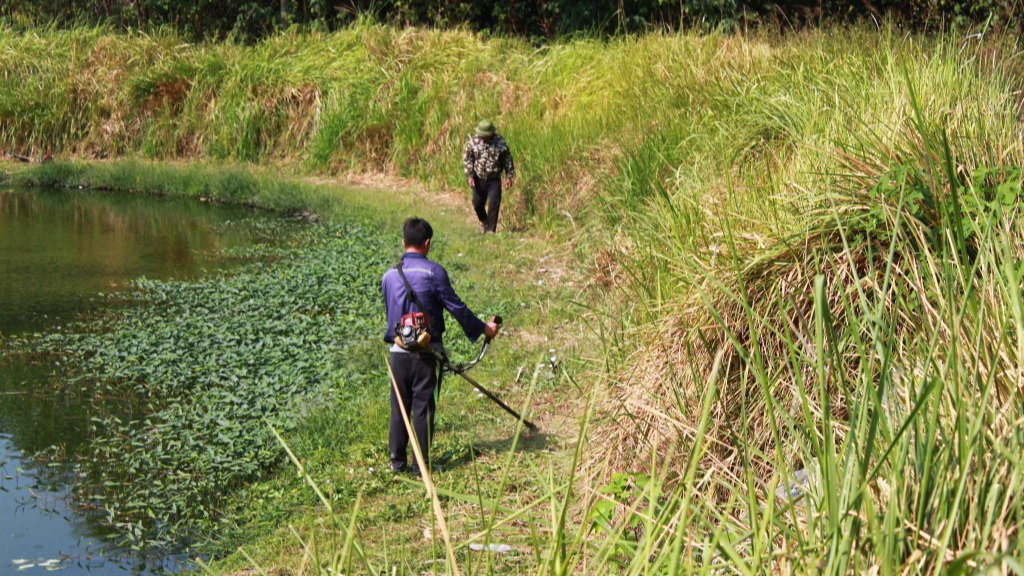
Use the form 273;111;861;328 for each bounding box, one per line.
446;365;538;431
435;315;538;431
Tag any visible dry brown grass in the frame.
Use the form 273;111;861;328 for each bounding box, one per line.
593;125;1024;505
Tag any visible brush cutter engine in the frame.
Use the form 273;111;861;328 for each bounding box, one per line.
395;312;431;352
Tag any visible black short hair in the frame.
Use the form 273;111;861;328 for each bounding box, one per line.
403;217;433;247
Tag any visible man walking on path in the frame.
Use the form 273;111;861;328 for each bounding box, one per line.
381;218;500;476
463;120;516;233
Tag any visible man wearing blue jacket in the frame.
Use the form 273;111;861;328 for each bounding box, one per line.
381;218;500;475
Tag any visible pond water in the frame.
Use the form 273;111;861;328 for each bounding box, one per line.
0;188;275;575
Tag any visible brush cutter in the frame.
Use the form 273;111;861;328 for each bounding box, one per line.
434;316;538;432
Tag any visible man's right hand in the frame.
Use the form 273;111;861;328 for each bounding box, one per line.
483;321;501;339
467;177;475;189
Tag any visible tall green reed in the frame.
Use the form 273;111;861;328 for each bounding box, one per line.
595;65;1024;571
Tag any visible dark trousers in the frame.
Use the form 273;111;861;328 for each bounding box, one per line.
389;351;441;472
472;177;502;232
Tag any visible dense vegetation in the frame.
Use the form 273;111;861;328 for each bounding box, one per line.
1;0;1017;39
4;20;1024;575
6;23;1018;231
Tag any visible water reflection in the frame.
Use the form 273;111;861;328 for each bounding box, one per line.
0;190;260;336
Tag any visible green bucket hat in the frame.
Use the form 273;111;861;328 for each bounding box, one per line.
474;120;497;137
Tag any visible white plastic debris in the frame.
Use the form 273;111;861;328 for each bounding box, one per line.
469;543;512;553
775;460;820;503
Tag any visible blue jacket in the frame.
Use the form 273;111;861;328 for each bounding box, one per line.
381;252;486;346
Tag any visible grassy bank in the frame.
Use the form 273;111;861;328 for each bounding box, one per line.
2;159;423;223
5;21;1024;574
2;23;1014;231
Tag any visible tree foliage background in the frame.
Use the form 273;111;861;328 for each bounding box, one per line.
1;0;1018;40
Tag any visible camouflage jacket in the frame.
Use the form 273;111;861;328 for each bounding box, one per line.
463;135;516;180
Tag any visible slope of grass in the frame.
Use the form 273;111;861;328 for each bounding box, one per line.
2;24;1015;231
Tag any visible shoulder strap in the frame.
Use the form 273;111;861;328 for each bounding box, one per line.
395;261;433;326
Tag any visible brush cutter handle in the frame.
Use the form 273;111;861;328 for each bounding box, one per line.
485;315;505;342
459;315;502;372
485;315;503;343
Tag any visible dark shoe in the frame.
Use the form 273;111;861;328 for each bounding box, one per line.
410;464;445;477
